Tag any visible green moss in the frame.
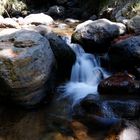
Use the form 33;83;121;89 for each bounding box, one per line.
3;59;17;82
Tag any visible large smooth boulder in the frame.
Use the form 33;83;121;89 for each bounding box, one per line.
109;35;140;69
0;28;55;106
23;13;54;25
72;19;126;53
98;73;140;95
46;33;76;80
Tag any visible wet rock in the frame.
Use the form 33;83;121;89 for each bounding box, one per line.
105;100;140;119
46;33;76;80
31;25;52;36
0;18;19;28
47;5;65;18
72;19;126;53
98;73;140;95
0;28;55;106
23;13;54;26
127;15;140;35
80;94;102;115
109;35;140;69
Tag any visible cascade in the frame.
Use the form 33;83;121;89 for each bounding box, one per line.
58;37;109;105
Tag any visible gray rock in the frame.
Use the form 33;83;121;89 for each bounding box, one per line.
109;35;140;69
72;19;126;53
0;28;55;106
127;15;140;35
74;94;140;119
23;13;54;25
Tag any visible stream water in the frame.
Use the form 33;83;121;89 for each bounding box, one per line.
58;37;109;106
0;21;139;140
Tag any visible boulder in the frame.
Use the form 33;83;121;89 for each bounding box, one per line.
46;5;65;18
80;94;102;115
72;19;126;53
23;13;54;26
0;15;4;20
127;15;140;35
104;100;140;118
73;94;140;119
0;28;55;106
109;35;140;69
114;1;140;24
98;73;140;95
46;33;76;80
0;18;19;28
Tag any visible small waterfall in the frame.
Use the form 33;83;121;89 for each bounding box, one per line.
58;37;109;105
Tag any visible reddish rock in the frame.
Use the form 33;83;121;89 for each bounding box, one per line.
98;73;140;95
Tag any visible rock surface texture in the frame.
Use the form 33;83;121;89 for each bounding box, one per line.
23;13;54;26
0;28;55;106
109;35;140;69
72;19;126;53
98;73;140;95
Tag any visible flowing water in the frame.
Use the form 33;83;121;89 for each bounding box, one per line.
58;37;109;105
0;21;139;140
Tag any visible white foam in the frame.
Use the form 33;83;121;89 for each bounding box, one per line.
119;126;140;140
58;37;110;105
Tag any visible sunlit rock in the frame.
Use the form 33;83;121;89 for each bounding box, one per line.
23;13;54;26
72;19;126;53
0;28;55;106
0;17;19;28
